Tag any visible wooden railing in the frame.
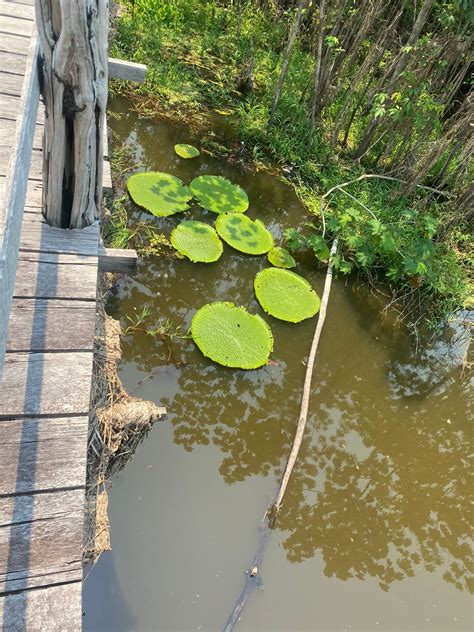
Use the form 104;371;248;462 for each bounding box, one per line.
0;38;40;378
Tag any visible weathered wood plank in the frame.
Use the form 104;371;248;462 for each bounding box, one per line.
0;70;23;96
7;299;96;351
0;352;94;417
0;93;43;123
0;145;41;179
0;31;33;55
0;582;82;631
102;157;112;193
0;50;27;78
13;252;98;300
0;489;84;592
108;57;147;82
24;177;43;207
99;246;138;273
0;13;34;37
19;218;100;256
0;117;42;147
0;1;34;21
0;416;88;494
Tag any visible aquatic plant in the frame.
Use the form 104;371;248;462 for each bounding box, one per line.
170;220;223;263
254;268;320;322
267;246;296;269
191;302;273;369
215;213;273;255
174;143;200;159
190;175;249;214
127;171;192;216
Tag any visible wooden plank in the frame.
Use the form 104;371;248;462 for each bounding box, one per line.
0;489;84;592
0;582;82;631
102;157;112;193
19;218;100;256
0;13;34;36
24;177;43;207
0;117;42;147
13;252;98;300
0;49;27;76
0;37;40;378
99;246;138;273
0;416;88;494
0;1;34;20
0;352;94;417
0;70;23;96
7;298;96;351
108;57;147;82
0;92;43;123
0;31;33;55
0;145;41;179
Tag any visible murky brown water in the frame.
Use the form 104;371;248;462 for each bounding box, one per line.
83;96;473;632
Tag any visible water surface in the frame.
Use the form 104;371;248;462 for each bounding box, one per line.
83;96;473;632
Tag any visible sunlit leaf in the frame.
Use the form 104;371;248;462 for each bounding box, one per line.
174;143;200;159
127;171;192;217
190;175;249;214
215;213;274;254
170;220;223;263
267;246;296;268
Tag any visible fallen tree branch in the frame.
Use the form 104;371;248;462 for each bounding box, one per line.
322;173;450;199
224;239;339;631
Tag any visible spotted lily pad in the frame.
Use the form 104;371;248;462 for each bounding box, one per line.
215;214;274;255
268;246;296;269
191;302;273;369
190;175;249;214
254;268;320;323
170;220;223;263
174;143;200;159
127;171;192;217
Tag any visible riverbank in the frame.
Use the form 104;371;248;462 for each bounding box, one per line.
108;0;472;331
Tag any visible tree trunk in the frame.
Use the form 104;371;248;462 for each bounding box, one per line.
269;0;306;124
36;0;108;228
307;0;325;145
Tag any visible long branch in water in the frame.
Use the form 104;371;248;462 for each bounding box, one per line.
224;239;339;631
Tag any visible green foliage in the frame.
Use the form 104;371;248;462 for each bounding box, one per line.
254;268;321;323
267;246;296;269
215;213;274;255
127;171;192;216
191;302;273;369
170;220;223;263
190;175;249;214
174;143;200;159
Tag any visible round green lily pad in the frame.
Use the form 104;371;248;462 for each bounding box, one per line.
127;171;192;217
215;213;274;255
191;302;273;369
174;143;200;159
254;268;321;323
170;220;223;263
268;246;296;269
190;175;249;214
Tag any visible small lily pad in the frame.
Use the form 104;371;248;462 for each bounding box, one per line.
254;268;320;323
191;302;273;369
190;175;249;214
268;246;296;269
127;171;192;217
170;220;223;263
215;214;274;255
174;143;200;159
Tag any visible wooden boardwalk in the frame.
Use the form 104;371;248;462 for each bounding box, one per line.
0;1;113;628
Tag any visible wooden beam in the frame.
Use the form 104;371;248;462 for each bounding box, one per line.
98;246;138;273
108;57;147;83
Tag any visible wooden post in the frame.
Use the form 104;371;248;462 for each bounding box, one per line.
35;1;108;229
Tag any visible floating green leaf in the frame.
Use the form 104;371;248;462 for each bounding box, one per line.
215;213;274;255
268;246;296;269
170;220;223;263
191;302;273;369
174;143;200;159
190;175;249;214
127;171;192;217
254;268;320;323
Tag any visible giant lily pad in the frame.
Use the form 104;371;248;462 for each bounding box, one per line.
174;143;200;159
127;171;192;217
190;175;249;214
191;302;273;369
215;213;274;255
170;220;223;263
254;268;320;323
268;246;296;269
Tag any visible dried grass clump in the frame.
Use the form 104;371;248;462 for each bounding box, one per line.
83;273;166;565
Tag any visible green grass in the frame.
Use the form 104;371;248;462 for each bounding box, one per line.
110;0;472;327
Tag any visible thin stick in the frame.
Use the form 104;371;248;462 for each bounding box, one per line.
322;173;449;199
224;239;338;631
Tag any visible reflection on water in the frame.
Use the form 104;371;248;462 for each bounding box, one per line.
83;96;473;631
